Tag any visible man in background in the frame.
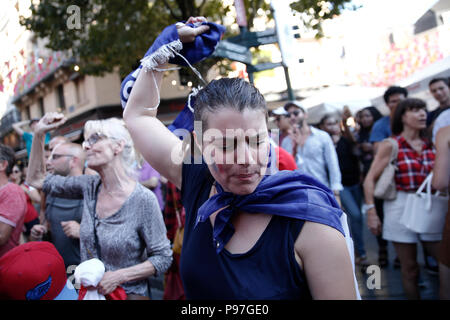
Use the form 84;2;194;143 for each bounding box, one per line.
281;102;342;203
30;142;85;268
369;86;408;151
427;77;450;127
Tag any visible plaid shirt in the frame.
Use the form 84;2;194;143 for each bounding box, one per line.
394;135;435;192
163;181;185;242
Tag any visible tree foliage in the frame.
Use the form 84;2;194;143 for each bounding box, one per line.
290;0;360;38
20;0;355;80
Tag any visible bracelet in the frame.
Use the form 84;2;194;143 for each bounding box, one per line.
362;203;375;212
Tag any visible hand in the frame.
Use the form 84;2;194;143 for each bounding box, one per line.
366;207;382;236
97;270;125;296
35;112;66;134
360;142;373;152
342;106;352;121
289;125;303;145
176;16;210;43
30;224;47;241
61;221;80;239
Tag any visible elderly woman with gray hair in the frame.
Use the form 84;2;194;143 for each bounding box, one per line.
26;112;172;299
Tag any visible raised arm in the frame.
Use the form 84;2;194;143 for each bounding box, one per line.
123;18;210;190
12;120;29;137
26;113;66;189
341;106;357;144
21;185;41;203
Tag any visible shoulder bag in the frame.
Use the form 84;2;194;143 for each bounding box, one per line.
374;138;398;200
400;172;449;234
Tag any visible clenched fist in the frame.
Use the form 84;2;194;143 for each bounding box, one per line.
30;224;47;241
176;16;210;43
35;112;67;134
61;220;80;239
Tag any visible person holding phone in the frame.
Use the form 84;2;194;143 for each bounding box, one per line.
281;102;343;204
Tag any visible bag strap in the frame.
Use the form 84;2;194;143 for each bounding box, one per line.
416;172;433;194
387;138;398;164
93;215;102;260
415;173;433;211
92;183;102;260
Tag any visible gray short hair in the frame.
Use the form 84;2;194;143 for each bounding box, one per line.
84;118;140;178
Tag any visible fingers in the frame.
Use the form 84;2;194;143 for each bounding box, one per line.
97;272;119;296
186;16;206;24
177;16;210;43
37;112;66;133
61;221;80;238
61;221;72;236
193;24;210;36
30;224;46;240
43;112;65;124
368;222;381;236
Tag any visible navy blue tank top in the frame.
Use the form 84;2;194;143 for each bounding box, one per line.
180;162;312;300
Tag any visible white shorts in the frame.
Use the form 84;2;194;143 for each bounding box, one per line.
382;191;442;243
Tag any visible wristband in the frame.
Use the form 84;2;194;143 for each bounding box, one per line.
362;203;375;212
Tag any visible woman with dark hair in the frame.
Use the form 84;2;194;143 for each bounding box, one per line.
123;17;359;299
355;106;390;267
356;107;382;178
363;98;439;299
9;164;40;240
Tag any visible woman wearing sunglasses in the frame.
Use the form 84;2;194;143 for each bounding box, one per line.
9;164;40;241
25;113;172;300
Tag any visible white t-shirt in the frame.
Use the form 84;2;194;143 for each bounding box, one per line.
432;109;450;143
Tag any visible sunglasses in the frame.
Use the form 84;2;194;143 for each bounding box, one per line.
82;132;107;148
50;154;74;160
288;111;300;117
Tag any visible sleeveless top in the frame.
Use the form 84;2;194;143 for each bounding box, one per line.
179;162;312;300
393;135;434;192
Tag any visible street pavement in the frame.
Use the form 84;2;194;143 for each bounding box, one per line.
355;212;439;300
150;212;440;300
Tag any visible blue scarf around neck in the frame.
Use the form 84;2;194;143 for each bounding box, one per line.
196;169;345;253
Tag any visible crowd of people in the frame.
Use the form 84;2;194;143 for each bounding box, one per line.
0;18;449;300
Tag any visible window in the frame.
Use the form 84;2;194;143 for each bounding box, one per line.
38;97;45;117
57;84;66;112
25;105;31;120
74;78;80;103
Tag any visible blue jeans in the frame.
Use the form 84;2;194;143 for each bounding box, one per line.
340;184;366;257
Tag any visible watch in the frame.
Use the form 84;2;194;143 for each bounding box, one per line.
362;203;375;212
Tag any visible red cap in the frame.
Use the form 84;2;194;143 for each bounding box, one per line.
0;241;67;300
